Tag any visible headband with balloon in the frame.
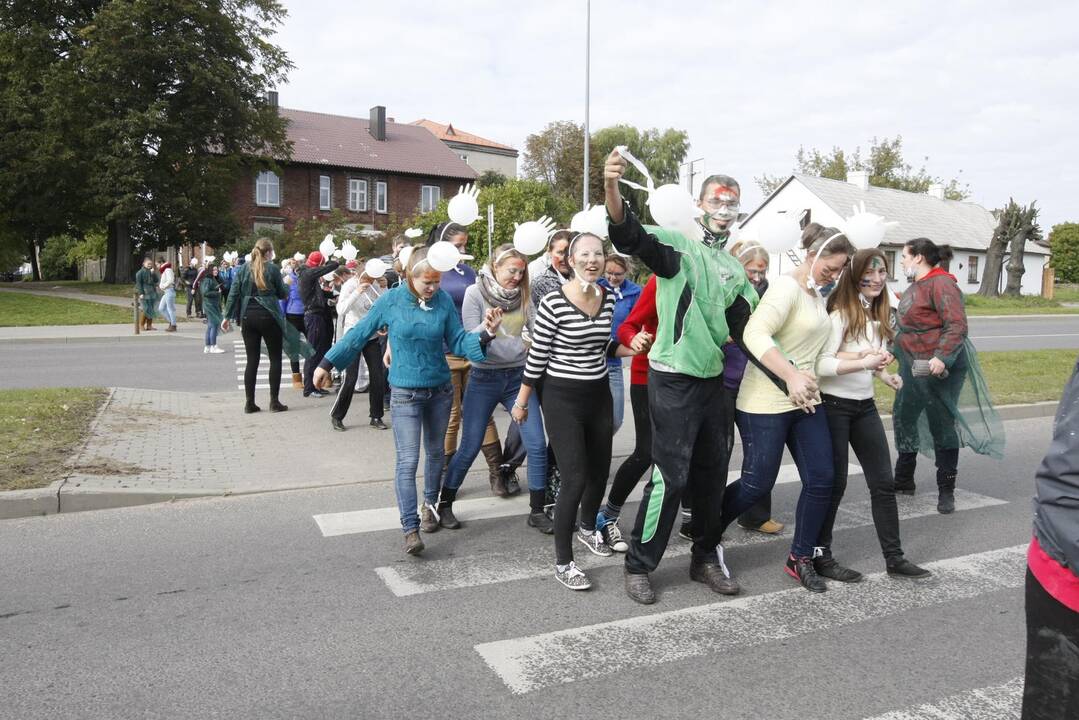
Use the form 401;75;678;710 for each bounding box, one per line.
615;145;705;243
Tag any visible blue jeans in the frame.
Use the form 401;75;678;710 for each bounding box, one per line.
205;320;218;347
608;362;625;433
390;382;453;533
720;408;835;558
157;288;176;325
444;367;547;492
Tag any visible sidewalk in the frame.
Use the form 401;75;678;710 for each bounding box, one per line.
0;322;206;343
0;285;135;307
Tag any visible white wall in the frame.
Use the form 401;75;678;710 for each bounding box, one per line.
454;148;517;178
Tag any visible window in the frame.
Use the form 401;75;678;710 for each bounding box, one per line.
420;185;441;213
967;256;979;284
319;175;331;210
255;171;280;207
348;179;368;211
253;221;284;235
884;250;897;281
459;153;469;163
376;181;387;213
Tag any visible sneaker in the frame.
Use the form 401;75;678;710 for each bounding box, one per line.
438;505;461;530
600;521;629;553
527;511;554;534
690;560;741;596
737;518;785;534
624;569;656;604
244;402;261;414
555;562;591;590
209;346;225;354
203;346;210;354
331;417;346;432
576;528;613;557
403;531;424;555
785;554;827;593
813;556;864;583
887;558;932;578
678;521;693;541
420;503;440;533
269;399;288;413
370;417;388;430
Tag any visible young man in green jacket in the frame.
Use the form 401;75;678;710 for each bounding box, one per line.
134;257;160;331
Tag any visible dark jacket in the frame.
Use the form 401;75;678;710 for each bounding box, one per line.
222;261;288;321
1032;358;1079;577
298;261;340;316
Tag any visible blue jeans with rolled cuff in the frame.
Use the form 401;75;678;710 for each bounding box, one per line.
390;382;453;533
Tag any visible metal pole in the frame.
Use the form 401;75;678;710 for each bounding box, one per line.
583;0;590;210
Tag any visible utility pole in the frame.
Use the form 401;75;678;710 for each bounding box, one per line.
583;0;591;210
680;157;705;195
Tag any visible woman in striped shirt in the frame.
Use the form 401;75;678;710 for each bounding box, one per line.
513;232;652;590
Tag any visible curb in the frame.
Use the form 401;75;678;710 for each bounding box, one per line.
0;333;204;345
967;313;1079;320
0;399;1062;522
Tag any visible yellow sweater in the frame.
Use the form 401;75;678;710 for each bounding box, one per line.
737;274;832;415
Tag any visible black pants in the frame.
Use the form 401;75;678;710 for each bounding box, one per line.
608;384;651;508
303;313;333;393
819;394;904;561
725;386;773;528
185;287;195;317
286;313;305;374
1022;568;1079;718
330;338;386;422
241;304;282;403
626;370;731;574
541;377;613;565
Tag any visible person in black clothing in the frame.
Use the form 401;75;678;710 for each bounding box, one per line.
298;250;340;397
182;258;199;318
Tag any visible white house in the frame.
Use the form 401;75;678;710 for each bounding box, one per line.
738;172;1052;296
411;119;519;178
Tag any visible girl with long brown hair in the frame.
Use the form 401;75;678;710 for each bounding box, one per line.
814;248;931;579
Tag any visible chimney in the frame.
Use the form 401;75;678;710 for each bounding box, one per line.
846;170;869;191
369;105;386;141
927;183;945;200
266;90;278;108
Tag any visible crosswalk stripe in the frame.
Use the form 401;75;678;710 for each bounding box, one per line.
372;489;1007;597
237;384;271;390
861;677;1023;719
474;543;1027;695
313;462;864;537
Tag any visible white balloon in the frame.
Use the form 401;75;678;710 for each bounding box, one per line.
244;253;252;264
570;204;609;240
754;213;803;253
364;258;388;278
843;203;898;250
447;193;479;226
513;221;550;256
427;240;473;272
293;252;305;262
398;245;414;269
319;234;337;258
341;240;358;261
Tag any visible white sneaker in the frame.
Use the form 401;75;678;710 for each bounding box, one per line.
209;346;225;354
555;562;591;590
600;521;629;553
203;346;210;354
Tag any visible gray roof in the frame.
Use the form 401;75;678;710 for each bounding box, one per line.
750;174;1049;255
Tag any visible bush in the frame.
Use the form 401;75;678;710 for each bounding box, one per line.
39;234;79;280
1049;223;1079;283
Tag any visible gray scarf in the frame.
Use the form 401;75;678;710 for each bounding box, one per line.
477;267;522;312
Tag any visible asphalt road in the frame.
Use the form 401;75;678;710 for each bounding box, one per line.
1;316;1077;392
0;414;1054;719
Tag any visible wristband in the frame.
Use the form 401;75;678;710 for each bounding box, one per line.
513;401;528;411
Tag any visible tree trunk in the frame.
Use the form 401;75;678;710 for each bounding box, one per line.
977;236;1006;297
105;216;133;284
1004;231;1027;296
27;232;42;281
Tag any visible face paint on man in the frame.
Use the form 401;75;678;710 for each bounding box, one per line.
698;177;741;236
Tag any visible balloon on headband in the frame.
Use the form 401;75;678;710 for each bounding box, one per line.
293;252;305;262
570;204;609;240
319;234;337;259
204;255;216;264
843;201;899;250
398;245;414;268
244;253;252;263
340;240;358;262
404;228;424;240
615;146;704;243
754;213;803;253
427;240;474;272
364;258;388;278
513;216;557;256
447;184;480;226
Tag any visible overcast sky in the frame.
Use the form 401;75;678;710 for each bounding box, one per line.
274;0;1077;231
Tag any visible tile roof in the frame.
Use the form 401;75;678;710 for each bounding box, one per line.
276;108;477;179
411;119;518;153
750;175;1049;255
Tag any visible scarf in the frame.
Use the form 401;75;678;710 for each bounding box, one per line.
477;266;522;312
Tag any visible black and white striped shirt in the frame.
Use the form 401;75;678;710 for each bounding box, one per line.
522;287;617;386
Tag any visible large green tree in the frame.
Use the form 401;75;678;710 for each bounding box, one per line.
521;121;587;203
755;136;970;201
978;199;1042;297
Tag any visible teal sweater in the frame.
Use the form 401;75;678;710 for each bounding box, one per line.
324;285;486;389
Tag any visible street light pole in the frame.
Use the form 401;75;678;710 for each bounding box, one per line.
583;0;590;210
681;157;705;194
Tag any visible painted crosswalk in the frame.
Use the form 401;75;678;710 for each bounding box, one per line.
372;489;1006;596
233;339;270;389
862;676;1023;719
313;462;865;537
474;543;1027;694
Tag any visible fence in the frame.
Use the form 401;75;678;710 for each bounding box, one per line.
79;258;107;282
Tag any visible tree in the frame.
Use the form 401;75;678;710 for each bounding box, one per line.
755;136;969;200
476;170;508;188
521;121;586;202
978;199;1042;297
1049;223;1079;284
589;125;690;223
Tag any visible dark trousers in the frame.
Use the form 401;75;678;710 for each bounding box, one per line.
286;314;305;374
608;384;651;508
626;370;731;574
725;386;773;528
720;407;834;559
541;377;613;566
819;394;903;561
241;305;282;403
330;338;386;422
303;313;333;393
1022;568;1079;719
185;287;195;317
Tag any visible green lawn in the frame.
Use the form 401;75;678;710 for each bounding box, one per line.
0;291;134;326
963;293;1079;316
0;387;107;491
874;348;1077;414
1053;284;1079;303
1;281;190;303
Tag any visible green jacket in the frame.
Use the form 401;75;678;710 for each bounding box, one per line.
608;203;758;379
222;261;288;321
134;267;160;299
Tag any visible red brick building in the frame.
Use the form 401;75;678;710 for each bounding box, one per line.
230;102;477;236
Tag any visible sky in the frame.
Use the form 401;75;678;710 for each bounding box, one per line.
273;0;1078;232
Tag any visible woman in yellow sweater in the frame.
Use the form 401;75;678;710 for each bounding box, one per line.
718;223;855;593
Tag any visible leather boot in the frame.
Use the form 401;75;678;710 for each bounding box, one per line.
935;449;959;514
482;441;508;497
894;452;918;495
291;372;304;390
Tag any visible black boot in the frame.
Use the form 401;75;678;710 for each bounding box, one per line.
936;449;959;514
438;487;461;529
527;490;553;534
894;452;918;495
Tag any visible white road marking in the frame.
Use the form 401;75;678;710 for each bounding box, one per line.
313;463;863;537
371;489;1006;596
862;676;1023;719
474;544;1026;695
971;333;1079;339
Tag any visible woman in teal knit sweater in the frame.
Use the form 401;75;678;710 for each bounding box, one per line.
315;246;503;556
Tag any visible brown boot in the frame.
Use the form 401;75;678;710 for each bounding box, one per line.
165;324;177;332
291;372;304;390
482;441;508;497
